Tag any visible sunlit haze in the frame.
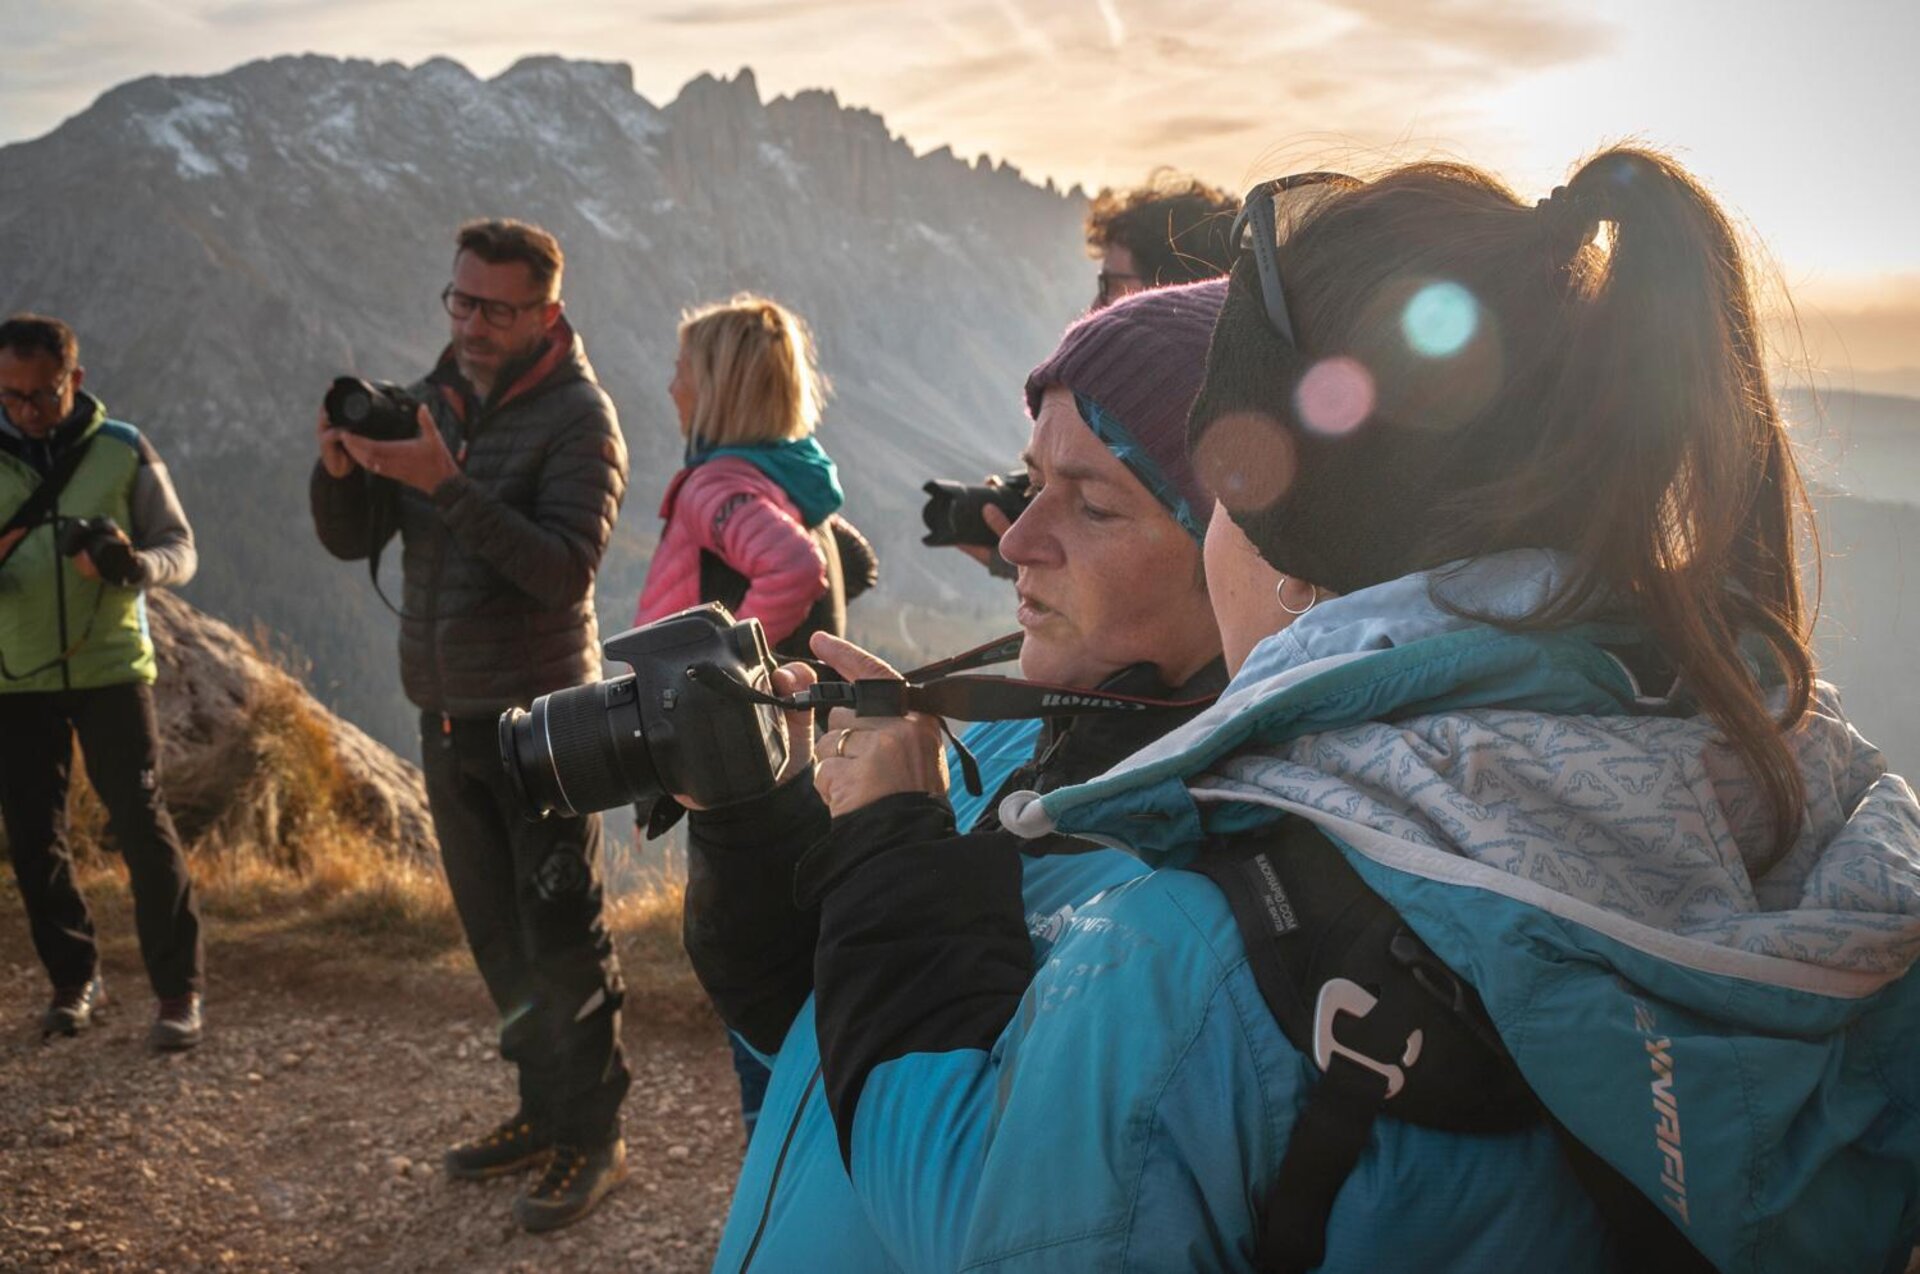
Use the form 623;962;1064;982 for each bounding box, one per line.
5;0;1916;386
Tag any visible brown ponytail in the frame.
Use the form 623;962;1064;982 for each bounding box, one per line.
1528;151;1811;857
1255;149;1816;856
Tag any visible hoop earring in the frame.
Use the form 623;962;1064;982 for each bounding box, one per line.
1276;575;1318;617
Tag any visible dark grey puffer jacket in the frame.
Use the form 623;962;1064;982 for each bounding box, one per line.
310;318;628;717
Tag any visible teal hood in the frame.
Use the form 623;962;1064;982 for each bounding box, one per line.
689;435;844;528
997;548;1920;1273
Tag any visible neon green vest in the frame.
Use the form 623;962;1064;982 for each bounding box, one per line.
0;399;155;693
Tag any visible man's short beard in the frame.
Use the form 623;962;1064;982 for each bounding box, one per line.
457;334;532;393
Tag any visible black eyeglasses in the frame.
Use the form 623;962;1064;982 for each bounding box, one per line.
1231;172;1362;345
1094;269;1144;307
0;378;69;415
441;284;547;330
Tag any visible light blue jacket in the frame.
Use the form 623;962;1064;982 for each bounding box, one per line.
834;551;1920;1272
709;718;1152;1272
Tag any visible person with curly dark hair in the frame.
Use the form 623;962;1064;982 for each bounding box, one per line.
1085;168;1239;308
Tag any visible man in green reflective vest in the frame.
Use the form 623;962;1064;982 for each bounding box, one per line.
0;313;204;1050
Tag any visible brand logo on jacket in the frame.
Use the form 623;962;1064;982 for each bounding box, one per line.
1242;852;1298;936
1633;1000;1690;1226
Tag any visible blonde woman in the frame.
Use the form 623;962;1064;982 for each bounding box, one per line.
634;294;874;658
633;294;872;1137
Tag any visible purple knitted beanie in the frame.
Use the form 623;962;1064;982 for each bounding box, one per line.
1025;278;1226;538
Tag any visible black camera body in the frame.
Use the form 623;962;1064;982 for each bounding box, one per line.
54;514;120;560
324;377;421;442
498;605;790;820
920;471;1031;548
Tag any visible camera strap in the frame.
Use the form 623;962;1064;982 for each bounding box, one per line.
688;642;1219;799
0;433;95;574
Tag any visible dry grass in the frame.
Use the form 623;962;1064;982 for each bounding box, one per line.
67;828;694;993
46;635;697;993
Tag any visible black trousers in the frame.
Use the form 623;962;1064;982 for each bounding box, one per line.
0;682;204;998
420;711;630;1145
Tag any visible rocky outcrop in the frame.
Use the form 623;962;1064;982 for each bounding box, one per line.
146;590;436;864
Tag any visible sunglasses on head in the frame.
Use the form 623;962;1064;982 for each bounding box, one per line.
1230;172;1363;345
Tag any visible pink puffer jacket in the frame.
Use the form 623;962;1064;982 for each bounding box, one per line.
634;458;827;645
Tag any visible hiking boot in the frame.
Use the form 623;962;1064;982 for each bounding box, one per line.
443;1114;553;1181
41;977;106;1038
149;993;203;1052
512;1139;626;1233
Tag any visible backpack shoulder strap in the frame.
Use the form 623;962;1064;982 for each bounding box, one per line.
1189;820;1535;1273
1188;819;1714;1274
0;431;95;540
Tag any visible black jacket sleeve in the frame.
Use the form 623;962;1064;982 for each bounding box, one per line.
682;771;832;1055
309;461;395;563
807;794;1034;1164
828;514;880;602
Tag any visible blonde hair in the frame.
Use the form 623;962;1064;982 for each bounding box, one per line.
677;294;827;447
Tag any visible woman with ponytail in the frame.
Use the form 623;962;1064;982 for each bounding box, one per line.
795;148;1920;1272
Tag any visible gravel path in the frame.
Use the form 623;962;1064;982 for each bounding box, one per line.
0;901;742;1273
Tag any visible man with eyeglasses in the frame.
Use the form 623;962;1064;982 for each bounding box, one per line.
1085;170;1238;308
309;218;632;1232
0;313;204;1051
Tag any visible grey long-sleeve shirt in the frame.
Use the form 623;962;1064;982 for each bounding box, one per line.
127;433;196;589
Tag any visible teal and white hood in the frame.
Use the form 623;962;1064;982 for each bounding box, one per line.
1000;550;1920;1271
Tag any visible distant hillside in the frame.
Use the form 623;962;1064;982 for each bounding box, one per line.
1782;386;1920;773
1787;385;1920;505
0;55;1088;753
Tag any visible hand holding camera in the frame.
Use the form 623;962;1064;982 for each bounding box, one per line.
922;470;1029;579
315;404;356;479
317;377;457;494
920;470;1030;549
338;405;457;495
809;632;950;819
60;515;141;586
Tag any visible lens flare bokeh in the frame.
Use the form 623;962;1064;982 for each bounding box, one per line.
1294;357;1375;436
1192;410;1297;513
1400;281;1479;359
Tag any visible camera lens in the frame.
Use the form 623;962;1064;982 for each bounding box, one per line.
498;676;659;818
338;388;374;425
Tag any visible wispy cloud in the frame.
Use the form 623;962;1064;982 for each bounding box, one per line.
1327;0;1611;67
992;0;1058;60
651;0;891;26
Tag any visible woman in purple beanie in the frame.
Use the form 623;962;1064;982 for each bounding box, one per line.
679;279;1237;1272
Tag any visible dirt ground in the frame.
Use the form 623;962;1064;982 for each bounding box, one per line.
0;889;743;1273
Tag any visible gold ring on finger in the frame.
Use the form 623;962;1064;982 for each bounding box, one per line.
834;730;851;759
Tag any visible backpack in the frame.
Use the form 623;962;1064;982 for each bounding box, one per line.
1188;819;1716;1273
700;513;879;660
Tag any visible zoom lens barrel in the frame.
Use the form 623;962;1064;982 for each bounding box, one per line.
498;675;658;818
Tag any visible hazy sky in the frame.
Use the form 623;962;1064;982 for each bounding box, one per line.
5;0;1916;377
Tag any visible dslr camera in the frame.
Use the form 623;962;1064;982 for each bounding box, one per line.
324;377;422;442
920;470;1031;548
53;514;121;560
498;605;789;820
52;515;140;586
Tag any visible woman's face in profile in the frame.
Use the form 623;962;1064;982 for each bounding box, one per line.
998;387;1220;689
669;342;697;433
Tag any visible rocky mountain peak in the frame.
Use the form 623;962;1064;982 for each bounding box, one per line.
0;54;1089;754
